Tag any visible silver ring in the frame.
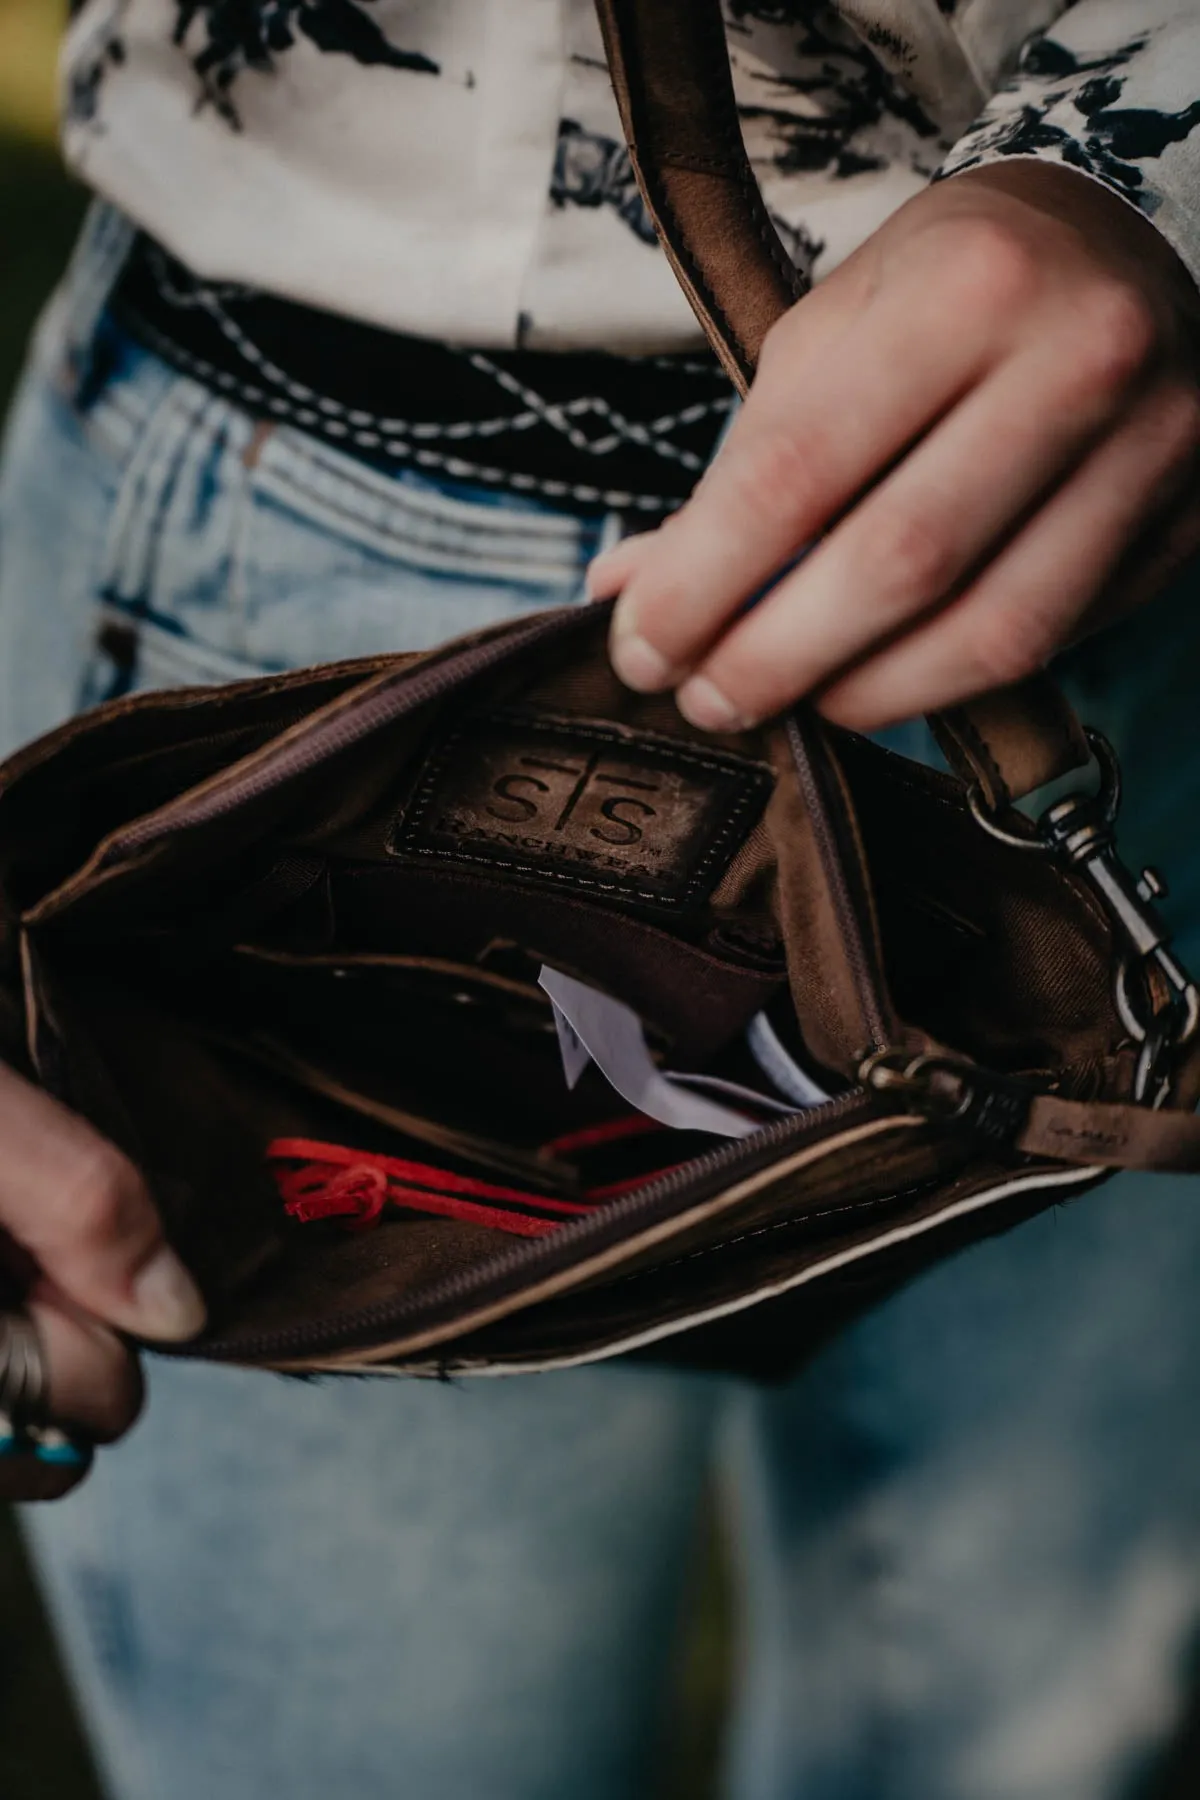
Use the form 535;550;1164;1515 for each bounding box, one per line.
0;1310;48;1436
966;729;1120;852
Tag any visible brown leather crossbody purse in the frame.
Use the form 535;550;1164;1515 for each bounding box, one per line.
2;0;1198;1382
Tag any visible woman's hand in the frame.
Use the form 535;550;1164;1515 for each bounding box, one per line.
590;162;1200;731
0;1062;205;1498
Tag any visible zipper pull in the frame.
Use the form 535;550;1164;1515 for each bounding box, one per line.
859;1050;1034;1149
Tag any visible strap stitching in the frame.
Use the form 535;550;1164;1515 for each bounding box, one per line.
942;705;1008;806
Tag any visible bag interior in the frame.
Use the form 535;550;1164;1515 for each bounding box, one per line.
0;615;1131;1358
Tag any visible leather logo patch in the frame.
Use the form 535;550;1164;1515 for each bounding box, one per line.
389;713;773;909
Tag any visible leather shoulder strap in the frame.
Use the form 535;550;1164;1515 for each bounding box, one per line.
595;0;1091;809
595;0;803;390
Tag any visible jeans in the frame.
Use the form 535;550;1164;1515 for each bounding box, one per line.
9;209;1200;1800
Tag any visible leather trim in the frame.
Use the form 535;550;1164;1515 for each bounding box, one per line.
325;1162;1100;1375
1020;1092;1200;1171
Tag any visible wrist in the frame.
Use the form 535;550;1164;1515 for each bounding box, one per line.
944;161;1200;321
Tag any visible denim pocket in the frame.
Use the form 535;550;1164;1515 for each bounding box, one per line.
4;239;614;745
229;426;606;672
78;400;606;698
0;305;179;750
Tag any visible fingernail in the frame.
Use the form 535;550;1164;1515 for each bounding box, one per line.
131;1249;206;1341
610;631;674;692
677;677;754;733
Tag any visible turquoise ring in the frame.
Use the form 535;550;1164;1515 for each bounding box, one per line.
30;1427;93;1469
0;1416;93;1469
0;1311;94;1475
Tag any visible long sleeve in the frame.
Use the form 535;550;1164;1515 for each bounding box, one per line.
937;1;1200;289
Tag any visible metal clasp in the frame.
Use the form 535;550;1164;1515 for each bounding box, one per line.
859;1050;1034;1145
968;730;1200;1103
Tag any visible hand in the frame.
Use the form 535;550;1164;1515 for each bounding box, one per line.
590;162;1200;731
0;1062;205;1499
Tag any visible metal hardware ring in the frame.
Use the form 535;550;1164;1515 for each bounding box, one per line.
966;729;1120;852
1116;955;1200;1050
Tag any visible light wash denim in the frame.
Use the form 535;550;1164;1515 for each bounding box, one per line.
10;210;1200;1800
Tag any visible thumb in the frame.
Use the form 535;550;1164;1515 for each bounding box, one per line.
0;1062;205;1342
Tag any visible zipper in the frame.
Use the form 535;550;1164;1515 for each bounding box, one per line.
785;716;892;1054
174;1086;886;1363
92;605;603;870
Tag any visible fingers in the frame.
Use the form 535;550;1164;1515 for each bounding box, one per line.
604;245;1005;689
0;1045;202;1503
587;265;873;606
0;1294;140;1504
667;325;1151;731
595;169;1197;732
587;527;657;601
0;1061;205;1343
818;381;1200;728
29;1291;144;1442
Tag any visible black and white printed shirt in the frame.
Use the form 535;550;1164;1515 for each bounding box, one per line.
62;0;1200;355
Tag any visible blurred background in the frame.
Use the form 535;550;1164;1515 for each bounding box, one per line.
0;0;83;398
0;0;93;1793
2;5;1200;1797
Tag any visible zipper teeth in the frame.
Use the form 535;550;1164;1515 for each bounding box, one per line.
785;716;889;1052
184;1088;875;1362
105;607;594;861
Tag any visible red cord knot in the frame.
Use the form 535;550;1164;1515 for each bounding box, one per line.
279;1163;389;1231
265;1136;662;1238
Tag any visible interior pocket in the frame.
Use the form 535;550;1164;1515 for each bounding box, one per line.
37;927;797;1345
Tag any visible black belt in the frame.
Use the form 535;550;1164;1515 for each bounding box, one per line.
110;235;733;516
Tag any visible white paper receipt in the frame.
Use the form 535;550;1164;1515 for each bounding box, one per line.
538;967;820;1139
